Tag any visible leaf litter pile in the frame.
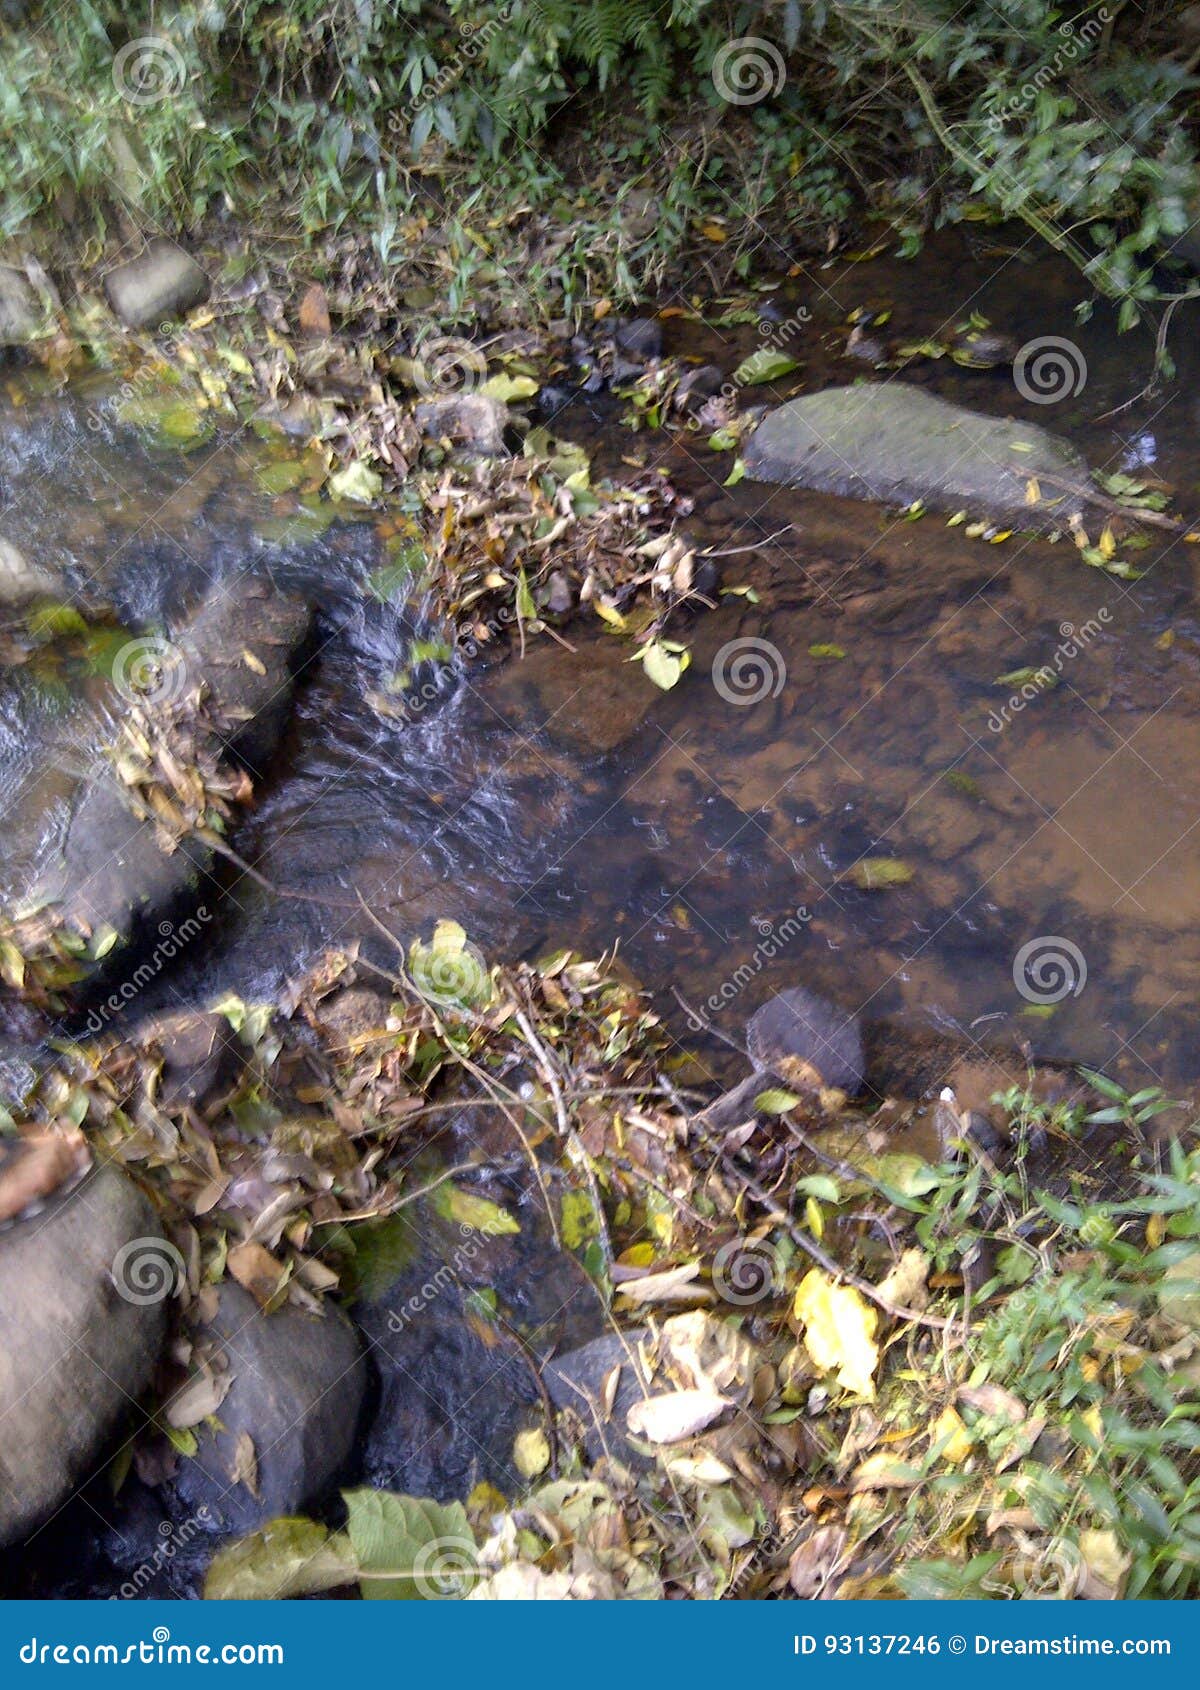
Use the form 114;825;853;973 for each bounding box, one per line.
6;912;1200;1602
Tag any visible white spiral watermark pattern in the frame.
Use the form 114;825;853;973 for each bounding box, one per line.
413;1535;481;1599
711;37;786;105
111;1237;186;1305
982;1538;1081;1599
1013;336;1087;404
409;936;490;1008
1012;936;1087;1005
412;333;487;398
712;637;787;706
112;38;187;106
111;637;188;709
712;1237;779;1305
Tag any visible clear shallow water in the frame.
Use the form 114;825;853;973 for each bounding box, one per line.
4;228;1200;1099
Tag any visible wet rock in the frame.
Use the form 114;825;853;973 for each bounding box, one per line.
614;317;662;360
485;635;658;756
0;265;40;344
103;239;210;331
544;1331;653;1469
743;383;1088;529
0;534;63;604
2;577;311;988
543;571;573;617
358;1294;537;1501
171;1284;366;1537
0;1168;170;1547
128;1009;234;1107
414;394;508;455
748;986;865;1095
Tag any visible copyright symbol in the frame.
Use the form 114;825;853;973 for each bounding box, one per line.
949;1637;967;1655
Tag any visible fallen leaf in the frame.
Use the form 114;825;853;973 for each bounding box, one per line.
297;283;331;337
626;1389;731;1444
930;1404;973;1464
793;1269;879;1398
617;1262;708;1306
513;1427;551;1479
0;1130;89;1221
788;1524;849;1598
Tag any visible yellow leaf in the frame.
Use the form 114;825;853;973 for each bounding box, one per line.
513;1427;551;1479
930;1404;973;1464
793;1269;879;1398
1098;524;1117;560
592;298;612;320
1024;477;1041;506
700;222;727;243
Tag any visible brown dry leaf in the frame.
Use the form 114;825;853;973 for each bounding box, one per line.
788;1524;849;1598
0;1130;90;1221
226;1241;287;1306
850;1451;923;1492
876;1247;930;1313
229;1430;260;1497
626;1389;731;1444
165;1368;231;1429
657;1309;756;1397
995;1414;1047;1472
616;1261;708;1306
298;283;332;337
958;1382;1026;1423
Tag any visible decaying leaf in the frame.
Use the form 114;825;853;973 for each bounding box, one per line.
626;1389;731;1444
793;1270;879;1398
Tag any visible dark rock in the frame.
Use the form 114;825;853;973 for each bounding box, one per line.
744;383;1088;529
171;1284;366;1536
614;317;663;360
0;1168;170;1547
358;1294;537;1502
747;986;865;1095
544;1332;653;1469
103;240;210;331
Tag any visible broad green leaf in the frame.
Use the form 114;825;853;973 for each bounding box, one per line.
342;1489;478;1600
732;349;800;385
433;1183;520;1236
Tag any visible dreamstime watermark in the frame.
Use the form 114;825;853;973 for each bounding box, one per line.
111;1510;212;1600
110;1236;186;1305
410;330;488;398
386;1224;485;1333
111;636;189;709
712;637;787;705
981;1537;1082;1599
988;13;1109;131
710;304;811;416
86;322;189;432
412;1534;481;1598
400;2;515;119
79;908;212;1038
1012;935;1087;1005
395;603;520;716
712;37;786;105
686;906;810;1028
712;1236;780;1305
112;37;187;106
1013;335;1088;403
987;611;1111;732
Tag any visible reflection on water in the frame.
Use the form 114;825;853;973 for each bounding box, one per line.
4;229;1200;1096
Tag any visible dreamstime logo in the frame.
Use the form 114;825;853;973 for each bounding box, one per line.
712;637;787;706
409;935;490;1008
711;37;786;105
981;1538;1081;1599
712;1237;779;1305
113;1509;212;1599
387;1225;484;1333
1013;336;1087;404
987;611;1112;733
686;905;810;1028
412;1534;482;1599
111;1237;186;1305
112;37;187;106
1012;936;1087;1005
988;12;1109;131
80;909;212;1038
111;637;188;709
411;332;487;398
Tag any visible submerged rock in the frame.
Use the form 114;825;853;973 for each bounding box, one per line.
0;266;40;345
103;240;210;330
414;394;508;455
743;383;1088;528
171;1285;366;1536
0;1168;170;1547
747;985;865;1096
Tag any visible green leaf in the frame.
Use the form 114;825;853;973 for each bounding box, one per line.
328;459;383;503
846;857;914;890
637;638;690;690
724;457;746;487
808;643;845;661
754;1087;803;1115
480;373;539;401
204;1519;356;1601
342;1489;478;1600
732;349;800;385
434;1183;520;1235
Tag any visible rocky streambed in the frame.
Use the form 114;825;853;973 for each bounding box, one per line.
2;232;1200;1597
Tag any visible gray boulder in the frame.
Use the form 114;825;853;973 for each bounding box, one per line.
545;1331;653;1470
0;535;63;605
414;394;508;455
172;1284;366;1536
0;1168;170;1546
743;382;1088;529
3;577;311;985
696;986;865;1133
0;266;40;345
103;240;210;331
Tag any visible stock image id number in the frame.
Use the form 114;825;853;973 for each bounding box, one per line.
795;1636;943;1655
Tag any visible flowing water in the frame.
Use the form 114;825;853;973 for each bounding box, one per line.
4;227;1200;1104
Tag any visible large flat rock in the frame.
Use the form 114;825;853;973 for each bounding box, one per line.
743;382;1088;528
